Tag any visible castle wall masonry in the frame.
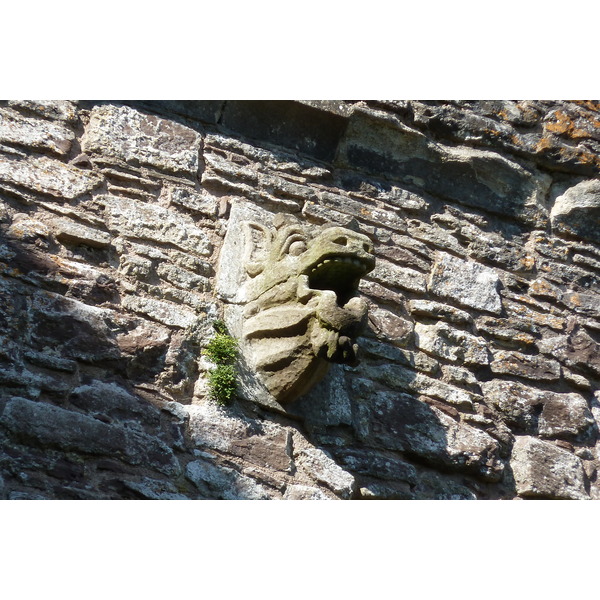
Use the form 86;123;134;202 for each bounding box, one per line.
0;99;599;500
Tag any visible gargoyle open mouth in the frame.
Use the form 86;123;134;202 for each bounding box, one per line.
306;254;374;306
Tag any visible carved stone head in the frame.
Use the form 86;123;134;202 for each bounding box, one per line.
217;203;375;408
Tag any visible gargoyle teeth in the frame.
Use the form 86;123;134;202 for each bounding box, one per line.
310;256;367;274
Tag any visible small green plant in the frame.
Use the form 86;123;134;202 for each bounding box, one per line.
203;333;238;364
207;365;237;405
212;319;229;335
203;321;238;405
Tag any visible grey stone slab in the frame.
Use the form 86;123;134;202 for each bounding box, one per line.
428;254;502;314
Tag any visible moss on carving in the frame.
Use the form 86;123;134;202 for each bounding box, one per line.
204;321;238;405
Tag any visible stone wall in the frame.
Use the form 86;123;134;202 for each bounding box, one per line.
0;99;598;500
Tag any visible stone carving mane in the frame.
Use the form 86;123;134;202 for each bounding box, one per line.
218;206;375;406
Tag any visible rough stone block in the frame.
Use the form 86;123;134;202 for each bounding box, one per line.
414;321;489;366
356;391;503;480
482;379;594;441
8;100;78;122
551;179;600;244
428;254;502;314
539;394;594;439
367;305;413;347
185;459;272;500
122;295;198;329
82;104;202;176
338;107;551;226
0;397;179;475
0;155;102;200
369;259;427;293
52;218;111;248
186;402;292;471
220;100;348;162
30;293;121;364
510;436;588;499
408;299;472;325
295;447;356;499
490;350;561;381
69;381;162;427
283;484;332;500
167;185;218;217
0;107;75;155
156;262;211;292
105;195;212;256
316;190;406;231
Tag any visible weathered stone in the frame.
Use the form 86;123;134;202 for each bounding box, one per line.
367;305;413;346
316;190;406;231
0;397;179;475
122;295;199;329
548;326;600;377
482;379;593;441
185;459;273;500
156;262;211;292
23;350;77;373
360;338;439;374
7;215;52;245
8;100;78;122
228;428;292;473
30;292;121;364
355;390;503;480
369;259;427;293
414;321;489;366
367;361;478;409
82;104;202;176
538;394;594;440
336;448;418;484
429;254;502;314
412;471;478;500
551;180;600;244
561;290;600;320
122;478;189;500
0;107;75;155
358;481;414;500
295;447;356;499
339;106;551;226
510;436;588;499
167;185;218;217
503;299;566;332
490;350;561;381
408;299;472;325
220;100;347;163
0;154;102;199
69;381;162;427
105;195;212;256
52;218;111;248
475;316;537;349
288;364;353;427
377;242;432;272
185;401;290;476
441;365;479;388
283;484;332;500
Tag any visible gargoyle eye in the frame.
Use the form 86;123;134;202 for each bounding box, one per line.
288;240;307;256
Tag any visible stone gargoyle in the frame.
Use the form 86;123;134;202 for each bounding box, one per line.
216;203;375;408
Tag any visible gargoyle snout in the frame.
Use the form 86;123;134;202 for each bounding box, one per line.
320;226;375;265
331;234;374;256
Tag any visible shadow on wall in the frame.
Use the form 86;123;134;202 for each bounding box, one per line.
0;228;512;500
287;330;514;500
0;229;213;499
